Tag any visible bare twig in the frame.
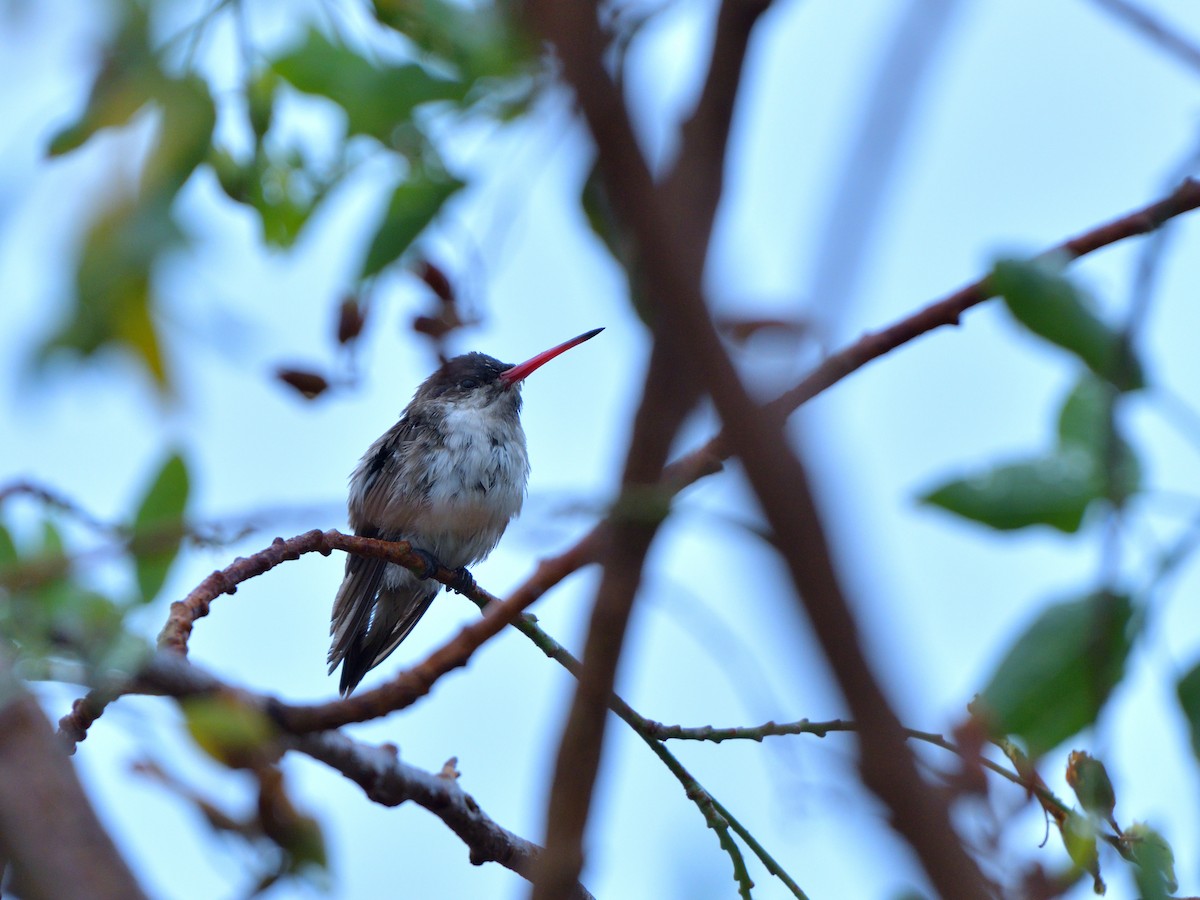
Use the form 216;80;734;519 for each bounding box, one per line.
291;731;594;900
0;479;115;535
644;716;1075;814
1087;0;1200;75
465;594;805;898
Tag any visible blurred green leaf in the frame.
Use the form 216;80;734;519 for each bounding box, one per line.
990;257;1144;391
1175;660;1200;762
361;172;463;278
36;193;182;386
976;591;1133;757
144;76;216;200
132;453;189;604
1125;822;1177;899
47;4;164;156
247;69;277;142
210;146;328;248
370;0;538;100
1058;374;1115;450
0;523;16;572
1062;811;1101;885
1056;374;1140;503
921;374;1144;532
921;454;1099;532
272;29;465;144
183;694;278;768
258;768;328;873
41;518;64;558
1065;750;1117;827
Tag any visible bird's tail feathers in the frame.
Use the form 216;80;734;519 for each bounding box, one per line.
334;582;438;696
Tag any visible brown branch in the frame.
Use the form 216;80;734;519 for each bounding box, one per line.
534;344;695;898
64;529;543;747
528;0;775;893
666;0;774;252
291;732;594;899
0;657;148;900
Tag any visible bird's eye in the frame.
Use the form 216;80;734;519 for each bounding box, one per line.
458;378;480;391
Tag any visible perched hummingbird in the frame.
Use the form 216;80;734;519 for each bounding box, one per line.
328;328;603;694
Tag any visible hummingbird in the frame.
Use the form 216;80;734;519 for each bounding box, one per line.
328;327;603;695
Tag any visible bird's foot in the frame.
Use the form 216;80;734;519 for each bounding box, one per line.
447;566;476;596
410;548;441;580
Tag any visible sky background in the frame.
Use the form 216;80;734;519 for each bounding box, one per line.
3;0;1200;897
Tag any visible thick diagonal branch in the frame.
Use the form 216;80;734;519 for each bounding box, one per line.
0;658;147;900
528;2;991;896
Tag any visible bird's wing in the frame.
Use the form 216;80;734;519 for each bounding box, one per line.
348;411;437;531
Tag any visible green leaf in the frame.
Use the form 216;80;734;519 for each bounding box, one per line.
920;453;1100;532
272;29;465;144
37;194;182;387
1061;810;1105;893
47;4;164;156
372;0;534;79
1175;660;1200;762
1125;822;1177;899
360;173;463;278
183;694;277;768
131;453;189;604
0;523;16;572
1056;374;1140;502
975;591;1134;757
1065;750;1117;825
144;76;216;200
40;518;65;558
1057;375;1115;450
990;257;1144;391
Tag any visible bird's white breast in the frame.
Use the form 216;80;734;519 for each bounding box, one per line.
413;402;530;567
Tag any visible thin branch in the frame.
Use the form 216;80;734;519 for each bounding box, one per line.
1087;0;1200;75
644;716;1074;814
70;547;807;896
291;731;594;900
0;479;115;535
498;601;804;898
64;529;540;746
